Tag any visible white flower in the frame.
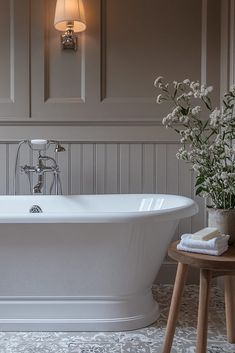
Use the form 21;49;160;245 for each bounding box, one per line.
179;116;189;123
192;106;201;115
192;164;200;172
190;81;200;90
156;94;164;104
176;93;188;102
183;79;190;85
221;172;228;180
206;86;213;93
155;76;235;208
209;108;220;127
154;76;164;87
172;106;181;117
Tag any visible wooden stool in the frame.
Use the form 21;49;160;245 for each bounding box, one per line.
162;241;235;353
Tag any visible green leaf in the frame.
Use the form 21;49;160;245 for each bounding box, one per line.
223;100;231;109
196;186;204;195
180;107;189;116
195;176;204;186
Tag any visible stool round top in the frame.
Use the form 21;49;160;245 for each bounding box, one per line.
168;241;235;270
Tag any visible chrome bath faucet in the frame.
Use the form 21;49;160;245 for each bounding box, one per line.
14;139;65;195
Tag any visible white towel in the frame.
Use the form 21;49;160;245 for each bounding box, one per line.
180;233;230;250
177;243;228;256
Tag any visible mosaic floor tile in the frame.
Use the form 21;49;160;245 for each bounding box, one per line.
0;285;234;353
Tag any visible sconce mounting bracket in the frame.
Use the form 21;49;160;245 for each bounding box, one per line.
61;29;77;51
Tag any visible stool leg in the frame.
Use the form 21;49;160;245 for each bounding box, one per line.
224;276;235;343
162;262;188;353
196;269;211;353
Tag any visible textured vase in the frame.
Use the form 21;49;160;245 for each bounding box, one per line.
207;208;235;245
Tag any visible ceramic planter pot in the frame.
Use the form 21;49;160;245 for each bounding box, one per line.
207;208;235;245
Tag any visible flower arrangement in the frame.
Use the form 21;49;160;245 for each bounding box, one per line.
154;76;235;209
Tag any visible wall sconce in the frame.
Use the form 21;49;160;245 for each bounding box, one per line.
54;0;86;51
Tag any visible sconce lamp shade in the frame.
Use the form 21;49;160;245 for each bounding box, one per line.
54;0;86;33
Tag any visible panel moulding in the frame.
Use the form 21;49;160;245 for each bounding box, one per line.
43;0;86;104
100;0;156;104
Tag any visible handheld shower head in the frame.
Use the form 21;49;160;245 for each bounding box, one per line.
29;139;49;151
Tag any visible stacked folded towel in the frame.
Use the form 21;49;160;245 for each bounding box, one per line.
177;232;230;256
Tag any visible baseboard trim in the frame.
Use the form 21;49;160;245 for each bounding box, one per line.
0;291;159;331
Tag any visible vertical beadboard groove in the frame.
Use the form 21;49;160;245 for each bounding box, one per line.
0;145;7;195
141;144;144;193
117;143;120;194
128;145;130;193
119;144;130;194
80;144;83;194
93;144;97;194
153;144;157;194
104;144;107;194
155;144;167;193
95;144;105;194
6;144;9;195
67;144;71;195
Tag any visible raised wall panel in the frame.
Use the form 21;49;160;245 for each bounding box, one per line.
96;0;204;121
103;0;201;99
0;0;29;119
30;0;100;120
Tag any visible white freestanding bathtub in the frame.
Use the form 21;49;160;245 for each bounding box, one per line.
0;194;197;331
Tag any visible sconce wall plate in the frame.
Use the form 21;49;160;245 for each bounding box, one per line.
61;28;77;51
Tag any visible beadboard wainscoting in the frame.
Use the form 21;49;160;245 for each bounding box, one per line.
0;140;206;283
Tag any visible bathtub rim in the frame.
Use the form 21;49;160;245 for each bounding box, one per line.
0;194;198;223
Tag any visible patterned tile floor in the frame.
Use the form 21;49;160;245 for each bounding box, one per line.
0;285;234;353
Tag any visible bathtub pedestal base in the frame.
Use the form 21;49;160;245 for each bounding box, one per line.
0;290;159;331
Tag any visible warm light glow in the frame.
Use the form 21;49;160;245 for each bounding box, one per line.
54;0;86;33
